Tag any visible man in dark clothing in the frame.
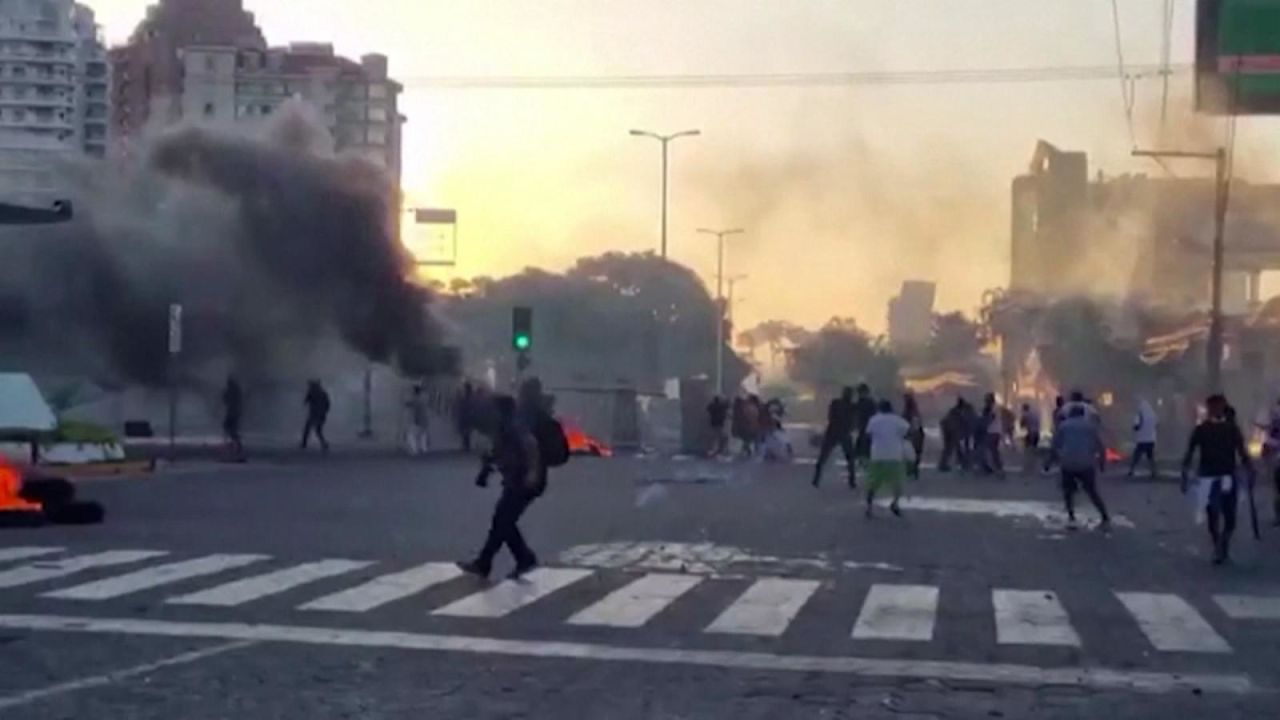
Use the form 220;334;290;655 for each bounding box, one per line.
459;395;543;580
852;383;877;464
976;393;1004;476
457;382;475;453
1043;395;1066;473
939;398;966;472
300;380;331;452
1053;405;1112;531
707;395;730;457
1182;394;1254;565
813;387;857;488
222;376;244;460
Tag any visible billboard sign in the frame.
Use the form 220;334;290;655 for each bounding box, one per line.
1197;0;1280;114
406;208;458;267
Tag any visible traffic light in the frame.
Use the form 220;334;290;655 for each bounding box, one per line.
512;306;533;351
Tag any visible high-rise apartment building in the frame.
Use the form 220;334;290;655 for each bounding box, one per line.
0;0;108;204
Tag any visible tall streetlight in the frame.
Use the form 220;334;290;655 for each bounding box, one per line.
698;227;744;395
630;129;701;258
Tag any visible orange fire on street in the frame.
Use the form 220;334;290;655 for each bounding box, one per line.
0;457;41;512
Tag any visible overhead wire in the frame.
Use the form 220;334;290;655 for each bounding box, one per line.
393;64;1188;90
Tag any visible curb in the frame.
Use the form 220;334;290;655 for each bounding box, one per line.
44;459;156;478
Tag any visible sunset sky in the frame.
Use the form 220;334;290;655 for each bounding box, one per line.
89;1;1280;332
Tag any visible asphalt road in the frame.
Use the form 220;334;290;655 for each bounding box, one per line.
2;451;1279;719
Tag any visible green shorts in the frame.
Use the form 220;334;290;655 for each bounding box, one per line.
866;460;905;495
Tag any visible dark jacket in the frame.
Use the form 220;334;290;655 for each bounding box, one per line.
826;398;855;436
1183;420;1251;478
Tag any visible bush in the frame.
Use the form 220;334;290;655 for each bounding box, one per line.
55;421;118;445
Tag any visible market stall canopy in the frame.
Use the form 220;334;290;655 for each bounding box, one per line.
0;373;57;433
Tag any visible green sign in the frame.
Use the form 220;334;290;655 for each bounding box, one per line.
1198;0;1280;114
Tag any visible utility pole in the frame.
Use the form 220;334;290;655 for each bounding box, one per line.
1133;147;1230;392
630;129;701;258
697;228;744;396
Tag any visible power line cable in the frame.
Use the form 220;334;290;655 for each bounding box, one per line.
393;64;1189;90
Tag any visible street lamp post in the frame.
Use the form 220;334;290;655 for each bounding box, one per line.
630;129;701;259
1133;147;1230;393
698;227;744;396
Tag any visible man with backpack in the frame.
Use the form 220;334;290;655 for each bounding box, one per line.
458;379;569;580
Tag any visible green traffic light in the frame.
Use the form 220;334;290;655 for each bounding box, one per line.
514;334;531;350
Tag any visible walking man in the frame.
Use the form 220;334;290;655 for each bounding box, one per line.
864;399;911;518
1043;395;1066;473
813;387;857;488
1128;396;1159;479
852;383;877;467
458;395;544;580
1020;402;1041;474
976;393;1004;476
300;380;331;452
939;397;968;472
1259;397;1280;526
222;375;244;461
707;395;730;457
1181;394;1254;565
405;385;431;456
1053;405;1112;531
903;392;925;479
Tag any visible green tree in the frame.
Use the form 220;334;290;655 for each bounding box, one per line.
787;317;901;397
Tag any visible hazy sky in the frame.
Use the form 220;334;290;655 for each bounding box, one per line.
88;0;1280;332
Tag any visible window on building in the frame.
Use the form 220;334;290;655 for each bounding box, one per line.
369;83;387;99
205;55;216;73
204;102;215;117
368;107;387;122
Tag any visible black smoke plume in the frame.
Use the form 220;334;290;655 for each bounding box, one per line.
0;102;453;388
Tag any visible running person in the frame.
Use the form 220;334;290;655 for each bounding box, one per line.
813;387;857;488
864;399;911;518
1128;397;1158;479
902;392;925;479
1052;405;1112;531
1181;394;1254;565
1020;402;1041;474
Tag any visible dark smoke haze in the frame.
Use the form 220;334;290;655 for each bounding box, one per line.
0;101;452;389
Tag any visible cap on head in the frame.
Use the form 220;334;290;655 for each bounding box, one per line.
877;399;892;413
856;383;870;395
1070;390;1084;403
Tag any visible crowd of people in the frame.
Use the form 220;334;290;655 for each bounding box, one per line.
806;383;1277;565
706;393;791;461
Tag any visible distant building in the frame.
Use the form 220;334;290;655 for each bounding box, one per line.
0;0;108;205
108;0;403;184
887;280;936;351
1011;140;1280;314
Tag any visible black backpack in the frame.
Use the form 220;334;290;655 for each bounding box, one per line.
533;413;571;468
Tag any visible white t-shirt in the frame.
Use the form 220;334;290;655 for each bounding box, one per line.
866;412;911;462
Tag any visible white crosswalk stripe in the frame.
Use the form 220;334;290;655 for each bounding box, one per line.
1213;594;1280;620
705;577;819;636
433;568;593;618
852;584;939;641
568;572;703;628
166;559;373;607
1115;592;1231;653
0;547;63;565
44;554;269;601
300;562;463;613
0;550;167;589
993;589;1080;646
7;546;1280;660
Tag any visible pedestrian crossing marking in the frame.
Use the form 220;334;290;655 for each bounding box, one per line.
568;573;704;628
0;550;167;590
704;578;820;636
43;554;269;601
852;584;939;641
300;562;464;613
166;559;373;607
1214;594;1280;620
0;547;62;565
432;568;593;618
993;590;1081;647
1115;592;1231;653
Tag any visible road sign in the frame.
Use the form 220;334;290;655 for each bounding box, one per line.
1197;0;1280;114
168;304;183;355
407;208;458;267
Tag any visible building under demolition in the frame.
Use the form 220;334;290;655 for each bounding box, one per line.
1012;140;1280;313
